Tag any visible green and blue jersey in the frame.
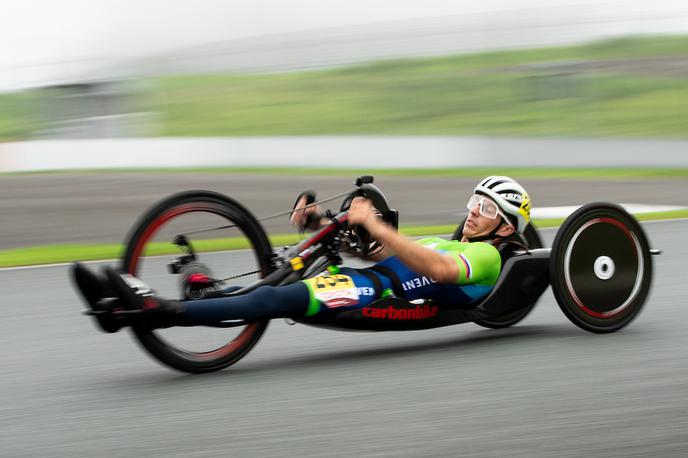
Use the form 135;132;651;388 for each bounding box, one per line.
302;238;502;315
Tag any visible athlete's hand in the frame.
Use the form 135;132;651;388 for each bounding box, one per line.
347;197;377;228
290;195;323;231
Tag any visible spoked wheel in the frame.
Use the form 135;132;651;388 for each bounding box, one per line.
453;219;545;329
121;190;274;373
550;202;652;333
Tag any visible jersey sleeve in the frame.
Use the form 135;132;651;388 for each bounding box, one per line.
444;242;501;286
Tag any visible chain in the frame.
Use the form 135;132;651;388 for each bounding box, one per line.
218;269;262;282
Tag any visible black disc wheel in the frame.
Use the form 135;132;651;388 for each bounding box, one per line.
121;191;274;373
550;202;652;333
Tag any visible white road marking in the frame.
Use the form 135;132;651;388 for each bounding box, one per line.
531;203;687;219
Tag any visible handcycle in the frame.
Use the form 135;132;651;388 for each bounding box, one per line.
84;176;660;373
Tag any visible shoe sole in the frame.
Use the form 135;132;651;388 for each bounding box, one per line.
71;262;122;333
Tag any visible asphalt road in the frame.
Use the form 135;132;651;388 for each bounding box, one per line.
1;173;688;250
2;221;687;457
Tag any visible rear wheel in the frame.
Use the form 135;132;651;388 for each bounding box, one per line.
121;191;274;373
452;220;545;329
550;203;652;333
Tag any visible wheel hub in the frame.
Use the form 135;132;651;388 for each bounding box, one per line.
564;217;642;318
593;256;615;280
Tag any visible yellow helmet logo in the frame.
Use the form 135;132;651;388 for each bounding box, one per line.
518;193;531;223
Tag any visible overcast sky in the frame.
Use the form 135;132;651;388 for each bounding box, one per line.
2;0;687;89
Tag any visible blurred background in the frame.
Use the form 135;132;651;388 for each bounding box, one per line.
2;0;688;255
3;0;688;252
2;0;688;146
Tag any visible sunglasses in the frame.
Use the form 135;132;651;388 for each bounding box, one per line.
466;194;513;226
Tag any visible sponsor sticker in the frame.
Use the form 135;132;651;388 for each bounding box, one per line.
290;257;304;271
362;304;439;320
306;273;360;308
519;192;531;223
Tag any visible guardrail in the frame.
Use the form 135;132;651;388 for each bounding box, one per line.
2;137;688;172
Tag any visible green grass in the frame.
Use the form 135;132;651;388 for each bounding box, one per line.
150;72;688;138
0;91;40;140
4;35;688;140
4;166;688;179
146;35;688;138
0;234;304;269
2;208;687;268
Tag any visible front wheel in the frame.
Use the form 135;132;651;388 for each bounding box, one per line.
549;202;652;333
121;190;274;373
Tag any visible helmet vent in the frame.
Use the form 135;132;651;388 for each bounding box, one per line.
487;179;508;189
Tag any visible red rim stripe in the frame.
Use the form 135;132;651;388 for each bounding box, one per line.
130;202;260;361
567;218;638;319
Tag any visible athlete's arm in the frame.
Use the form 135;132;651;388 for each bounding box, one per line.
348;198;460;283
439;240;501;286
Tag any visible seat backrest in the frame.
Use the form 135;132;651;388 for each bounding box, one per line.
474;248;550;317
495;240;528;266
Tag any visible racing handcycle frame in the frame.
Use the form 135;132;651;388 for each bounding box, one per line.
85;176;660;373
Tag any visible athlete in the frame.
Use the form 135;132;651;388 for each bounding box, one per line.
72;176;532;332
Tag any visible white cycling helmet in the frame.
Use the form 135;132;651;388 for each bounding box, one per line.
474;176;531;234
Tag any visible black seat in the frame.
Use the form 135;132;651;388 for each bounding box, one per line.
472;248;550;317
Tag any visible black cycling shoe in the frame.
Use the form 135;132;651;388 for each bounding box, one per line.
71;262;123;333
104;267;184;329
